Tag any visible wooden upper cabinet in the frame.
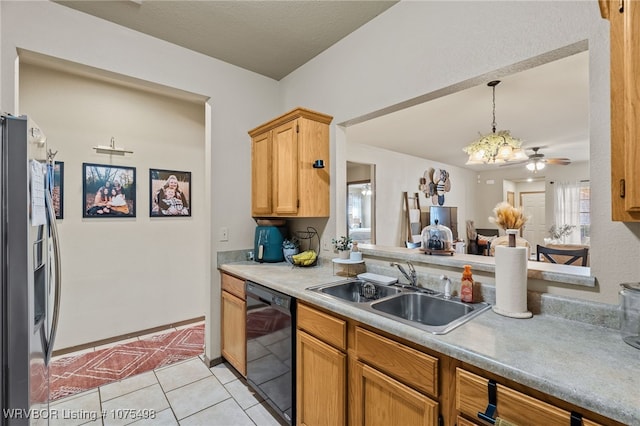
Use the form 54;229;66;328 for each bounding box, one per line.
249;108;332;218
600;0;640;221
272;120;299;215
251;131;272;216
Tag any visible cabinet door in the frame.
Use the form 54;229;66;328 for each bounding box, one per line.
221;291;246;376
602;0;640;220
272;120;299;215
251;131;272;216
297;117;330;217
353;361;438;426
622;0;640;213
297;330;347;426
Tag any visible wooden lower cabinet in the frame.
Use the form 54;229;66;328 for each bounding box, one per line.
220;273;246;376
456;368;605;426
352;361;438;426
295;302;618;426
296;330;347;426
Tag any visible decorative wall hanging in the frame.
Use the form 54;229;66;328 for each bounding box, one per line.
83;163;136;218
52;161;64;219
149;169;191;217
420;168;451;206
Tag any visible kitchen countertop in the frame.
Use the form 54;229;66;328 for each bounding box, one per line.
220;261;639;425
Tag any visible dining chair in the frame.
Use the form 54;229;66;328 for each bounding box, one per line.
536;245;589;266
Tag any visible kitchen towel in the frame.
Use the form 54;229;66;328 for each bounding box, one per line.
410;222;422;235
409;208;421;223
493;245;532;318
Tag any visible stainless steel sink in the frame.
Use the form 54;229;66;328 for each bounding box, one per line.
306;279;491;334
371;293;472;326
311;279;402;303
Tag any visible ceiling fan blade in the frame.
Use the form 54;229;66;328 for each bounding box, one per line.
498;160;528;167
545;158;572;165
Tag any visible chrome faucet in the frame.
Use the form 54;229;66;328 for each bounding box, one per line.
441;275;452;299
390;261;417;286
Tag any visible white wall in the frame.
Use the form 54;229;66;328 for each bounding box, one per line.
20;63;207;349
347;143;476;246
281;1;640;304
1;1;280;358
3;0;640;343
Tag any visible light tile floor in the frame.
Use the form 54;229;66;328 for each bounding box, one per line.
50;357;285;426
50;323;285;426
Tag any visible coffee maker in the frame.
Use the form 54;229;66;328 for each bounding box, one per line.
254;225;285;262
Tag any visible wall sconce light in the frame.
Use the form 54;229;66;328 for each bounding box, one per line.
93;137;133;155
313;159;325;168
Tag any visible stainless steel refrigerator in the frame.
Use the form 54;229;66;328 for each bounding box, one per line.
1;114;61;425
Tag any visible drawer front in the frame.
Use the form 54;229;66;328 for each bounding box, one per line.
221;273;245;299
457;416;479;426
456;368;570;426
297;303;347;351
355;327;438;398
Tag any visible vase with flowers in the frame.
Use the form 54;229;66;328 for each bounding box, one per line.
488;201;531;256
332;236;353;259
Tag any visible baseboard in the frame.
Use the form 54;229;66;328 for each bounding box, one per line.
53;315;205;357
203;356;224;368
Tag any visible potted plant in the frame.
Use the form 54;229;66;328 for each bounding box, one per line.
545;224;576;245
332;236;353;259
282;237;300;264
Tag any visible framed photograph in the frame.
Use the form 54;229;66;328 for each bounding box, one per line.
83;163;136;218
52;161;64;219
149;169;191;217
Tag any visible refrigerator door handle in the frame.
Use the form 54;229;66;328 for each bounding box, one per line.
45;189;61;363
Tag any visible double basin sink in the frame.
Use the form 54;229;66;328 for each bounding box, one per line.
307;279;491;334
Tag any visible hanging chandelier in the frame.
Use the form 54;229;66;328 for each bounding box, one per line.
463;80;528;165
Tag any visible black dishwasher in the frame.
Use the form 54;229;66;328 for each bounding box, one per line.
245;281;296;425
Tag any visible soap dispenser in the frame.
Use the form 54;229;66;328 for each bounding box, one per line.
461;264;474;303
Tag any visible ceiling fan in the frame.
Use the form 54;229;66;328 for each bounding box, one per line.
502;147;571;172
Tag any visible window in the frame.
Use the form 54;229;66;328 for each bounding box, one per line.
579;181;590;244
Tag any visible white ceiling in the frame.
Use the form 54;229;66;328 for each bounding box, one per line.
54;0;398;81
346;49;590;174
53;1;589;175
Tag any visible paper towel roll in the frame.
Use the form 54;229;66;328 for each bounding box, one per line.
409;208;420;223
493;245;532;318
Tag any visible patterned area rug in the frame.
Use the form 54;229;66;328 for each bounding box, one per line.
50;324;204;401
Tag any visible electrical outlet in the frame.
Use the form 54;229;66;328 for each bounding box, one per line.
322;241;331;251
219;227;229;241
